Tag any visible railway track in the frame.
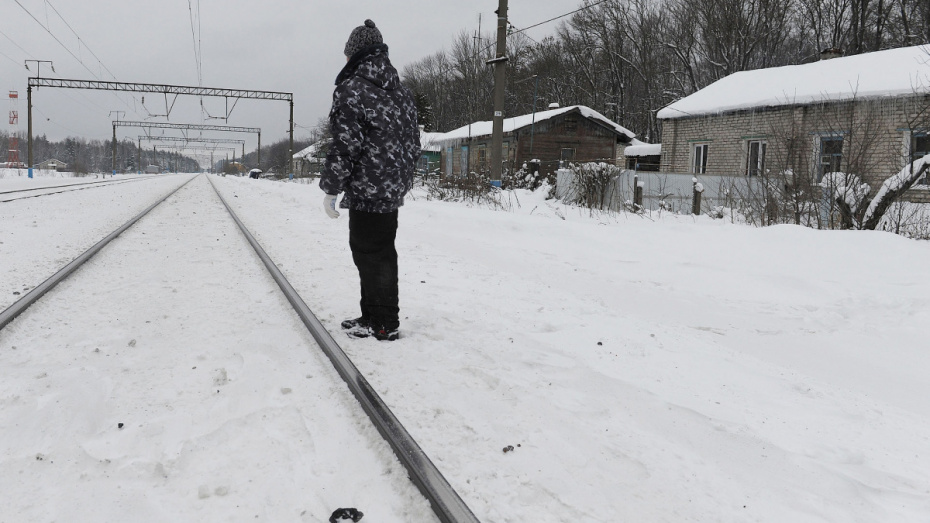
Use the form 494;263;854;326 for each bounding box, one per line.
0;175;164;203
0;174;478;522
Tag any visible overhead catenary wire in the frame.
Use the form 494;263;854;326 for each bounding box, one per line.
187;0;203;86
479;0;612;54
0;27;36;59
44;0;146;118
510;0;611;37
12;0;145;120
0;48;20;68
43;1;121;82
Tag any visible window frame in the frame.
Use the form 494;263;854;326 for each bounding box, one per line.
818;135;843;182
692;143;709;174
476;144;488;174
446;147;454;177
911;131;930;185
746;140;767;177
460;145;469;175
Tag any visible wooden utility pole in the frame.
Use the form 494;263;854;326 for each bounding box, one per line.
489;0;508;187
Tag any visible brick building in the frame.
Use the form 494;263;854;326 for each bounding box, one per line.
435;105;635;180
657;45;930;203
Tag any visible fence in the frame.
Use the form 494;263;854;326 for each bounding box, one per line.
555;168;765;214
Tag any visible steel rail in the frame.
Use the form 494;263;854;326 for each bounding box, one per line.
0;176;161;201
0;175;197;331
206;175;481;523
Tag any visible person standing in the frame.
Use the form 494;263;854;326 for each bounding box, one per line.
320;19;420;341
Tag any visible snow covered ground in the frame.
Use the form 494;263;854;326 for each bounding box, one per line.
2;173;930;522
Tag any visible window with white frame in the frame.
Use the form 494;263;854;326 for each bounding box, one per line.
747;140;767;177
692;143;709;174
912;132;929;185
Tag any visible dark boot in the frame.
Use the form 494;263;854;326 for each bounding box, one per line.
341;317;369;330
371;325;399;341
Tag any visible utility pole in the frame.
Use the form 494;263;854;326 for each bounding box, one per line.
25;60;54;179
27;85;32;178
288;99;294;177
109;111;125;177
488;0;509;187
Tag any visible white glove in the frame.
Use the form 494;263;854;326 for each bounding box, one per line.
323;194;340;219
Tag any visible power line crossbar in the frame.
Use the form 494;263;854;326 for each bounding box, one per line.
29;77;292;101
115;121;260;134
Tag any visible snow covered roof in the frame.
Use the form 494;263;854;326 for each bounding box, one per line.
435;105;636;144
420;132;445;152
623;141;661;157
657;45;930;120
293;141;325;160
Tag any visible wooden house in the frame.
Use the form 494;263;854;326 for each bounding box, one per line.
435;105;636;179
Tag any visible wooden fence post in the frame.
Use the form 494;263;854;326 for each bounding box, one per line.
633;175;643;209
692;178;704;215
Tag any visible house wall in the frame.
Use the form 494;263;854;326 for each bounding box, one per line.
659;94;930;203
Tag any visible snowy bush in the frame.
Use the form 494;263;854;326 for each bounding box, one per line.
506;161;549;191
565;162;623;211
877;202;930;240
421;171;513;210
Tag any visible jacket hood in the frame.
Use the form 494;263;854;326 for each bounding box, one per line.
335;44;400;91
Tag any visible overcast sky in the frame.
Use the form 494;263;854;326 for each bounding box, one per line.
0;0;579;160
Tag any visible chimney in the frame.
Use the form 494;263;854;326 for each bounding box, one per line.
548;102;560;109
820;47;844;60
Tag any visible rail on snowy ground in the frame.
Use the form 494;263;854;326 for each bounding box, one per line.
207;175;481;523
0;175;164;202
0;175;198;330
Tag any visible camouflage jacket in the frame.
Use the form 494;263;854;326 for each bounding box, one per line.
320;44;420;213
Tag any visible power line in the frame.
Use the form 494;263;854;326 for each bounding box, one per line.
0;28;36;59
510;0;611;37
0;48;20;67
43;0;146;118
12;0;144;119
13;0;100;79
44;1;118;81
187;0;202;86
479;0;612;54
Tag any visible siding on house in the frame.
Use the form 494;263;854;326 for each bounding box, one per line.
660;95;930;203
657;45;930;204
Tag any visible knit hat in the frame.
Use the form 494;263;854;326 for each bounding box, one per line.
344;19;383;57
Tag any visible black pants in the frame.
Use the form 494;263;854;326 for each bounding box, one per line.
349;209;399;330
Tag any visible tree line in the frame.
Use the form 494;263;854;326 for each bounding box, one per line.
1;132;200;173
402;0;930;142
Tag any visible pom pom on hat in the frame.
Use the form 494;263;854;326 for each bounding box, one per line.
344;19;383;57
